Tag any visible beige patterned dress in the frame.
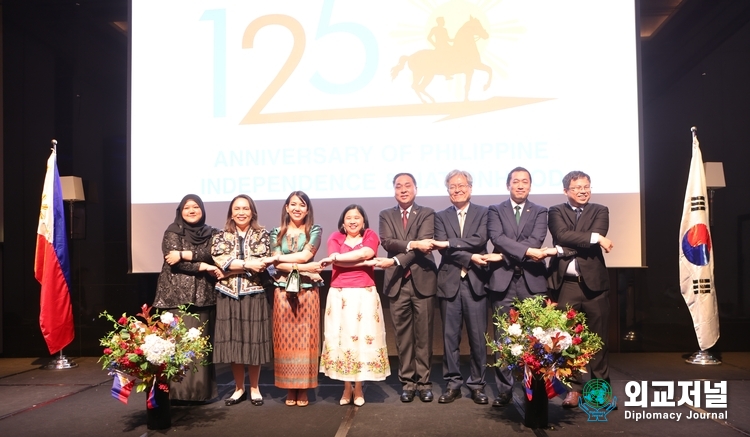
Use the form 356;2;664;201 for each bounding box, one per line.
320;229;390;381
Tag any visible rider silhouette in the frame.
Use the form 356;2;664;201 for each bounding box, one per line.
427;17;454;80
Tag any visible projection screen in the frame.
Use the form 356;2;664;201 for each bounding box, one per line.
130;0;643;272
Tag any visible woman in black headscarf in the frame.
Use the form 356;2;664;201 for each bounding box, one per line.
154;194;223;403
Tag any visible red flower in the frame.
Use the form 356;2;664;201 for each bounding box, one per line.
566;309;577;320
574;324;584;334
117;317;128;325
509;308;519;323
134;348;143;355
103;348;112;355
572;337;582;345
522;352;541;371
158;383;169;392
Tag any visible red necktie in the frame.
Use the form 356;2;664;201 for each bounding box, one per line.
402;209;410;279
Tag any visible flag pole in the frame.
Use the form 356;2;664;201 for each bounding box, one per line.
41;139;78;370
682;128;721;365
44;349;78;369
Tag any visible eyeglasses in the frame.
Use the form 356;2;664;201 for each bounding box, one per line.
448;184;470;192
567;185;591;193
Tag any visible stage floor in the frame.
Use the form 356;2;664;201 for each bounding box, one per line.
1;353;748;437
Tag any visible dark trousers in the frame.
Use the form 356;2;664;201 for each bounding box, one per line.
489;274;538;396
440;277;488;391
389;277;435;390
552;279;610;392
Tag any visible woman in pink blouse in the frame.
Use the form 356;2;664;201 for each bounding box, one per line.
319;205;390;407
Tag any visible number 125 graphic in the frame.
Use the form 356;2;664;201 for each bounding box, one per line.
200;0;379;121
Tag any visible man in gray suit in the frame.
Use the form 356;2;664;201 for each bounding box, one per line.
375;173;438;403
486;167;551;407
431;170;491;405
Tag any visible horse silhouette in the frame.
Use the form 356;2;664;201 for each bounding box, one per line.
391;16;492;103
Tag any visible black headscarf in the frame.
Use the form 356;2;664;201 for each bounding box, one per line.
166;194;214;245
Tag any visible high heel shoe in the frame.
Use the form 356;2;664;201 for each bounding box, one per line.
225;390;246;406
353;395;365;407
340;391;352;406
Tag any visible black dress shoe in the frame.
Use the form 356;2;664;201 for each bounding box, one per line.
438;389;462;404
224;391;247;406
400;390;416;403
471;389;489;405
419;389;433;402
492;392;512;407
250;397;264;406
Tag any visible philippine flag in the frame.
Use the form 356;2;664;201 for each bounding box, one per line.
678;129;719;351
111;372;134;404
33;148;75;354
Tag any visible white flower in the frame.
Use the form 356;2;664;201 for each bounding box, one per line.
510;344;524;356
532;327;546;340
160;312;174;325
186;327;202;340
142;334;176;365
507;323;522;337
538;328;573;352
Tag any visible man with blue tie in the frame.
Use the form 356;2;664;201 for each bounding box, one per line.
430;170;490;405
486;167;551;407
547;170;613;408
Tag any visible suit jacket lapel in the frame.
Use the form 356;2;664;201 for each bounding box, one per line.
391;206;405;239
405;204;419;237
463;203;479;237
576;205;591;231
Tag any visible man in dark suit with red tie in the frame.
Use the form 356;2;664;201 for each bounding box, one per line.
547;170;614;408
376;173;438;403
486;167;551;407
430;170;490;405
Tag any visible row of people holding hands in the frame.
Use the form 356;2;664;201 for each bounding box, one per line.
153;166;613;410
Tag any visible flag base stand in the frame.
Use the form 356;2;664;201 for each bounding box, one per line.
685;350;721;365
43;351;78;370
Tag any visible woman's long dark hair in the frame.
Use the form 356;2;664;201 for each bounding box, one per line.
276;191;314;244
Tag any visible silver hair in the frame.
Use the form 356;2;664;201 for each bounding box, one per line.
444;169;473;188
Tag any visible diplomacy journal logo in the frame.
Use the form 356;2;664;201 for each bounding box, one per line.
580;379;617;422
623;380;728;422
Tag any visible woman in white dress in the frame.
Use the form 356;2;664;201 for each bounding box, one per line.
319;205;390;407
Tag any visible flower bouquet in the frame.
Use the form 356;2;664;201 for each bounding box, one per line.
98;304;212;405
487;295;603;397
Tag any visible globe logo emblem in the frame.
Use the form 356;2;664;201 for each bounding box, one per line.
580;379;617;421
583;379;612;408
682;224;711;266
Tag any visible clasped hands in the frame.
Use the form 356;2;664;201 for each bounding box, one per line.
260;255;325;273
525;247;559;262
